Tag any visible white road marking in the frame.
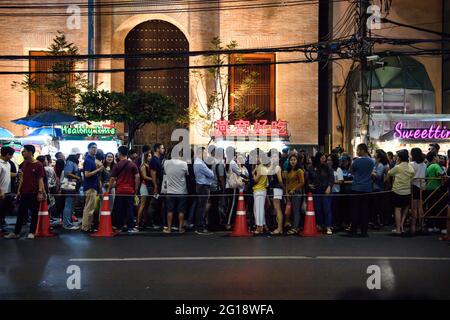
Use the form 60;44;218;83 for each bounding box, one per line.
69;256;450;262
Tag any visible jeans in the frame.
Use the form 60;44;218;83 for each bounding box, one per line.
113;195;135;230
14;194;40;235
195;184;210;230
253;190;267;227
63;194;76;228
291;193;303;229
313;194;332;228
350;191;370;235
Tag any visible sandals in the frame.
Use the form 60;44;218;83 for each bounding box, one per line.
287;229;298;235
270;230;283;236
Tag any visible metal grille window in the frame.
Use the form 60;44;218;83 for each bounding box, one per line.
229;54;275;122
29;51;68;114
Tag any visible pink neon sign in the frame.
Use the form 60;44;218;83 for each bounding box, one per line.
394;122;450;140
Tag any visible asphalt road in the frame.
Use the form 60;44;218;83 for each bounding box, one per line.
1;225;449;300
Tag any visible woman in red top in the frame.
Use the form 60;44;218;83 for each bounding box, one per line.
137;150;152;229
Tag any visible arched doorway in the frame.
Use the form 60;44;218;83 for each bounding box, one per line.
125;19;189;146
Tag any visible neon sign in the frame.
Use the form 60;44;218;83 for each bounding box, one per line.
61;125;116;137
394;122;450;140
214;120;289;138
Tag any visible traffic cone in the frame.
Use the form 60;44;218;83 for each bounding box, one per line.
299;192;318;237
35;201;56;237
230;191;253;237
91;193;118;237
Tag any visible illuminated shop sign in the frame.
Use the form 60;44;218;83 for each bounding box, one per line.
394;122;450;140
61;125;116;137
214;120;289;138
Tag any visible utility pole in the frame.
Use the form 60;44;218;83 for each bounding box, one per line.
357;0;371;147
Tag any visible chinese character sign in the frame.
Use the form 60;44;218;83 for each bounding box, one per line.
214;119;289;138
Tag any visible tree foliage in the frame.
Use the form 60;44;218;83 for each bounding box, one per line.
11;31;89;114
76;89;179;147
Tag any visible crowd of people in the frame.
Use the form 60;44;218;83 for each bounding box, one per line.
0;141;449;240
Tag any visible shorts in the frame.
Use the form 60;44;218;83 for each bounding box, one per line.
165;195;187;214
412;185;422;200
140;184;149;196
272;188;283;200
391;192;411;208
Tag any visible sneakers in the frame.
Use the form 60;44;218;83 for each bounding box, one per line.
195;229;211;235
4;232;19;239
326;228;333;235
127;228;140;234
64;225;80;231
27;233;35;239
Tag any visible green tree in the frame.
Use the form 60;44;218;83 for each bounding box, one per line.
76;89;179;148
12;31;89;113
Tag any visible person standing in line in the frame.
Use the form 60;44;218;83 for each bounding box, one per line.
149;143;166;229
163;149;188;233
43;155;57;219
346;143;374;238
0;146;14;236
4;145;46;239
328;153;343;234
108;146;140;234
267;150;284;235
53;152;65;221
283;154;305;235
388;149;415;235
425;152;443;233
137;150;152;229
101;152;115;211
410;148;426;234
308;152;334;235
193;147;215;234
208;147;226;230
61;148;82;230
371;149;390;229
252;150;269;235
81;143;104;232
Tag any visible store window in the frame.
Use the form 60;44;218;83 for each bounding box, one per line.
229;53;275;122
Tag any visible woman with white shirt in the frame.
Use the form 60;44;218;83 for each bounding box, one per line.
410;148;426;234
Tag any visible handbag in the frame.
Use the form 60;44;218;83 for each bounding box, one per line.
60;177;77;191
228;171;244;189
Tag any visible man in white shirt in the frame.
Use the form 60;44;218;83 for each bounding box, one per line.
163;150;188;233
0;147;14;235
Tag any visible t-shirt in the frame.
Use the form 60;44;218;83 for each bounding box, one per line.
253;164;268;192
332;167;344;193
388;162;415;195
410;161;426;189
149;155;164;186
83;154;98;191
426;163;442;191
373;162;388;191
111;160;139;195
163;159;188;195
55;159;65;178
210;159;225;192
350;156;374;192
20;160;45;194
0;159;11;193
45;166;57;189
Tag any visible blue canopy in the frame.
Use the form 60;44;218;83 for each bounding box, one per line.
0;127;14;138
12;111;78;127
27;127;63;138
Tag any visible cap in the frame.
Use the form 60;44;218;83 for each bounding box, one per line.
70;147;82;155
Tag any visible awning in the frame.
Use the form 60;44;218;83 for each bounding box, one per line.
372;114;450;122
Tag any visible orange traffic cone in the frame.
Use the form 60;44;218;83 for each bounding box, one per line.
299;192;318;237
91;193;118;237
230;191;253;237
35;201;56;237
